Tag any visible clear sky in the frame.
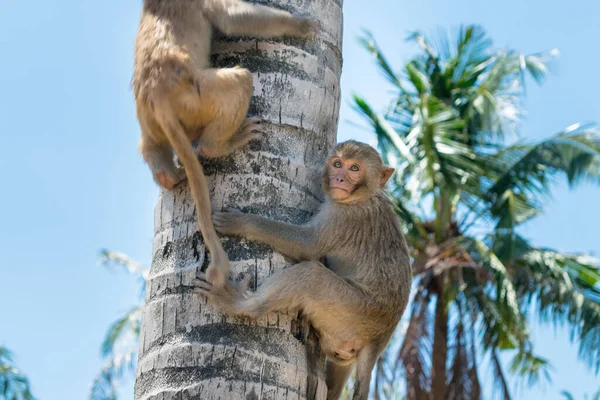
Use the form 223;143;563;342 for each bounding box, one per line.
1;0;598;399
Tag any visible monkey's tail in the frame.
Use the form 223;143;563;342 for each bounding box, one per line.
153;97;228;268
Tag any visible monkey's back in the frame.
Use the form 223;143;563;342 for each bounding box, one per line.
133;0;212;101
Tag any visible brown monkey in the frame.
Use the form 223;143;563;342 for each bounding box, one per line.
132;0;318;286
193;140;412;399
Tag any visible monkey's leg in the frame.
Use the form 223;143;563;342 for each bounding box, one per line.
138;118;185;190
203;0;317;38
325;361;354;400
196;68;258;158
351;343;385;400
194;261;367;323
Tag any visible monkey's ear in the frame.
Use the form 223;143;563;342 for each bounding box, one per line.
380;166;395;187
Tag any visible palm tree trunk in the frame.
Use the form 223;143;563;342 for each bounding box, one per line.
431;276;448;399
133;1;343;399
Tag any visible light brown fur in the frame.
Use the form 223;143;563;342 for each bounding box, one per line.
194;140;412;399
132;0;317;286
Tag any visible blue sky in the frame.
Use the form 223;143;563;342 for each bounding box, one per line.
1;0;598;399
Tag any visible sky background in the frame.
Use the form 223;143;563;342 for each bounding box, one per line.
1;0;599;399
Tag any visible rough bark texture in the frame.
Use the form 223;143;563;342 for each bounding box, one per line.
431;277;448;400
134;0;343;399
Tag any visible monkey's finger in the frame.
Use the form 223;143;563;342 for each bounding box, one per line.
211;214;228;226
192;288;212;297
195;271;207;279
195;271;210;281
192;278;213;290
246;122;264;133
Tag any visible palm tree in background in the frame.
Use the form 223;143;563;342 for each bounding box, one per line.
89;250;147;400
0;347;36;400
353;25;600;399
561;388;600;400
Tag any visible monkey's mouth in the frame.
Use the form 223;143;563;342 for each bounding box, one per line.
329;186;352;193
329;187;353;200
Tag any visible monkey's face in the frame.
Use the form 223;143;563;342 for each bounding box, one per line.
322;140;395;204
326;156;366;202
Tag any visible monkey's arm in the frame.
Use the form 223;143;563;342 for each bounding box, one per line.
203;0;317;38
213;209;320;260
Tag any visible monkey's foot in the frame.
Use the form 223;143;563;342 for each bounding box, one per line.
239;116;263;131
216;117;263;155
193;271;253;315
232;117;264;146
197;118;264;158
212;208;247;236
155;168;186;190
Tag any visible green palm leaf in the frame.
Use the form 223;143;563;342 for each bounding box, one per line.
489;125;600;199
512;248;600;373
0;347;36;400
90;251;148;400
358;30;405;91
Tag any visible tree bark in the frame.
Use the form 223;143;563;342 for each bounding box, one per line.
431;276;448;400
134;1;343;399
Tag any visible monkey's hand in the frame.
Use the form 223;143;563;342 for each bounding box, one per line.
212;208;249;237
294;17;319;38
193;271;254;317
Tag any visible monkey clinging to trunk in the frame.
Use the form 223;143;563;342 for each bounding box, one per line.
194;140;412;400
132;0;318;288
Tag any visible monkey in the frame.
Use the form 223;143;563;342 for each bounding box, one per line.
132;0;318;287
193;140;413;399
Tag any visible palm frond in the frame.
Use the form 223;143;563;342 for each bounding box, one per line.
560;391;575;400
101;307;142;358
405;95;484;198
406;62;431;95
491;189;541;232
91;250;146;400
98;249;149;279
0;347;36;400
406;31;438;62
462;238;524;340
352;94;414;165
488;126;600;205
508;350;553;388
387;193;429;242
452;25;494;86
89;350;137;400
98;249;149;301
490;350;512;400
358;30;406;91
512;248;600;373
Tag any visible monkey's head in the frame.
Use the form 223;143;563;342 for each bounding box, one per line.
322;140;395;204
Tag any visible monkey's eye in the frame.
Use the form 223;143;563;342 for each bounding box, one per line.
350;164;360;172
333;160;342;168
